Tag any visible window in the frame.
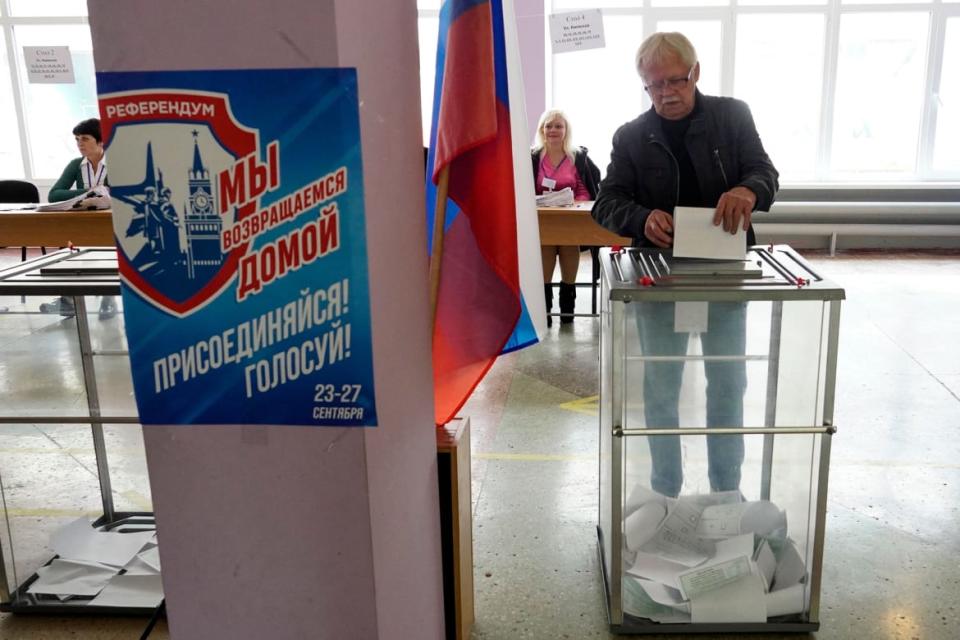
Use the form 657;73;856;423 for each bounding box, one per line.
0;5;93;185
540;0;960;185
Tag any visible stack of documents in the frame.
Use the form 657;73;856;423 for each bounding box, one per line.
621;485;809;624
535;186;574;207
25;517;163;607
36;186;111;212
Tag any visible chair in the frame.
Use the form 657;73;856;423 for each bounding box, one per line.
0;180;44;261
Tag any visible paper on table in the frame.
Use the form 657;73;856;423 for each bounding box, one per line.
35;186;111;212
89;574;164;608
672;206;746;260
52;518;155;568
27;558;118;596
122;555;160;576
137;546;161;573
690;574;767;623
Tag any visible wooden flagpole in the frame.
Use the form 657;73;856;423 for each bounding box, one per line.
429;165;450;333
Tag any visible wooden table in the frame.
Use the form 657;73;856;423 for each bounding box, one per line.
0;209;114;247
537;201;633;316
537;200;632;247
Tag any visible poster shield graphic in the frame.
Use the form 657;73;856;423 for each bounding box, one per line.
101;91;258;317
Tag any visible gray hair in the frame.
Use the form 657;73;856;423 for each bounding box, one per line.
635;32;698;76
532;109;575;160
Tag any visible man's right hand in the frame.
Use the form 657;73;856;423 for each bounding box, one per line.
643;209;674;248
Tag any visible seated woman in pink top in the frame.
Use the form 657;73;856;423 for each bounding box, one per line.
531;109;600;326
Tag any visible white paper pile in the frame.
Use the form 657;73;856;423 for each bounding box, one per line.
36;186;111;211
26;517;162;607
621;487;809;624
535;186;574;207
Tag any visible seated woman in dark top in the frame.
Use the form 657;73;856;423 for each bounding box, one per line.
48;118;109;202
531;109;600;326
41;118;117;318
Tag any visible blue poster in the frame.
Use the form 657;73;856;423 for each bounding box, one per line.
97;69;377;426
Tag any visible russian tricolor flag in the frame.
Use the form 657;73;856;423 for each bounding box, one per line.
426;0;545;426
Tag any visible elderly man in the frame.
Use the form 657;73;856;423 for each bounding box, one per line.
593;32;779;498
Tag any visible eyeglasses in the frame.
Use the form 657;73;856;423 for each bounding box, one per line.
643;65;695;94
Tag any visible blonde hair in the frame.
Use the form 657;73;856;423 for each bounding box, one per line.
635;32;698;76
532;109;575;160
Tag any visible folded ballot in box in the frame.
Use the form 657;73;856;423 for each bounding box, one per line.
621;485;809;625
36;186;111;212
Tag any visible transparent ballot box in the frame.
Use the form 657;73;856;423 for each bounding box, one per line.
597;246;844;634
0;249;157;614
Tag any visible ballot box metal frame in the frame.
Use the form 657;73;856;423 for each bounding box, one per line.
597;245;844;634
0;248;155;615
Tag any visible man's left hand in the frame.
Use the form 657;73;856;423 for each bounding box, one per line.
714;186;757;234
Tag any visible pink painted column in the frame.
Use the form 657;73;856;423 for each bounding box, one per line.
515;0;546;140
87;2;445;639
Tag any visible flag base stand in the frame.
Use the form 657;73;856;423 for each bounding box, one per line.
436;417;474;640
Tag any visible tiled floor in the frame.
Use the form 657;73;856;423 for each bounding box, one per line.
0;248;958;639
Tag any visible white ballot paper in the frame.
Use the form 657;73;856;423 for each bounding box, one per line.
772;538;807;590
52;518;155;568
766;583;810;617
627;551;690;590
677;533;754;600
696;500;786;539
89;574;163;608
27;558;117;596
691;574;767;623
640;499;713;566
672;206;746;260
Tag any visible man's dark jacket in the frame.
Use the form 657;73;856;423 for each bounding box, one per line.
592;91;778;247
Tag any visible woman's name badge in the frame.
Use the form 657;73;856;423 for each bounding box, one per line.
541;177;557;190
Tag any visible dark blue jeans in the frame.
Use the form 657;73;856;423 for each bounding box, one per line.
635;301;747;497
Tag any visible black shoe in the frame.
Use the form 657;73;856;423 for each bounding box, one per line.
99;296;118;320
559;283;576;324
544;283;553;328
40;297;75;317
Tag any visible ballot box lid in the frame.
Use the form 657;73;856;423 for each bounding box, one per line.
600;245;845;303
0;248;120;296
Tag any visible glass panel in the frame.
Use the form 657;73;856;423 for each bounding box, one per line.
740;0;826;6
933;18;960;172
9;0;87;16
553;0;640;8
13;25;99;180
418;16;440;147
620;431;820;624
552;14;644;173
735;14;825;182
605;296;830;626
0;32;25;178
655;20;722;98
0;292;150;607
652;0;730;7
831;13;928;176
843;0;926;4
